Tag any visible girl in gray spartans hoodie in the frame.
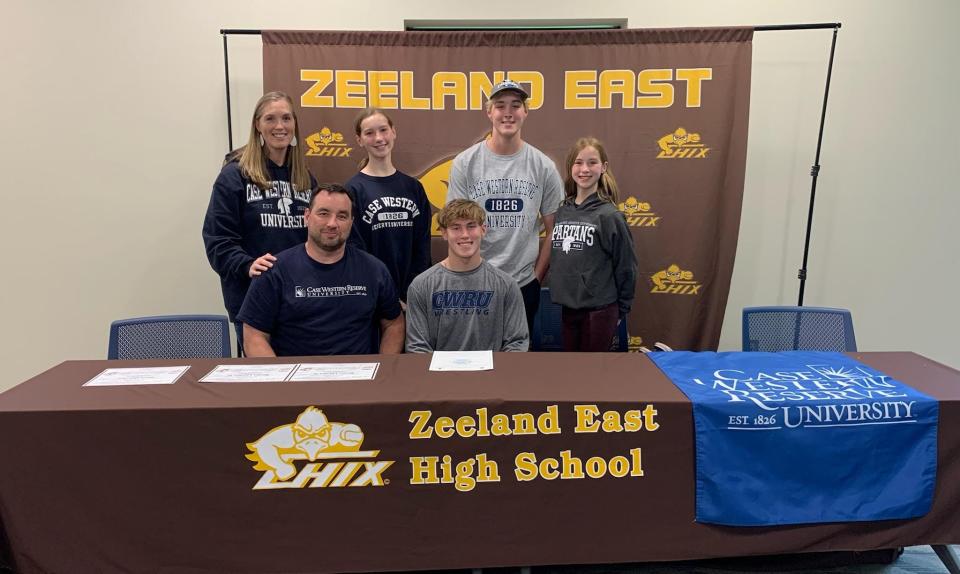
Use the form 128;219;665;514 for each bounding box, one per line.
547;137;638;351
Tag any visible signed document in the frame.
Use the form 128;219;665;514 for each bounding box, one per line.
84;366;190;387
289;363;380;382
428;350;494;372
199;364;298;383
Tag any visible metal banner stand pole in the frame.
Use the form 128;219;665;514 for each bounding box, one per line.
791;24;840;306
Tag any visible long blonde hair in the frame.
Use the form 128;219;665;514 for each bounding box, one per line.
354;108;395;171
235;91;311;192
563;137;620;205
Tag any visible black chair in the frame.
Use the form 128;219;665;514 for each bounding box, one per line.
108;315;231;360
742;306;857;352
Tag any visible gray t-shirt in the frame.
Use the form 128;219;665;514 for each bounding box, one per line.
446;141;563;286
405;260;529;353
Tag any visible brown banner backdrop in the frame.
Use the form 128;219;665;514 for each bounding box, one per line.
262;28;752;350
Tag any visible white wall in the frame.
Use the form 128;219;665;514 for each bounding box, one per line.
2;0;957;391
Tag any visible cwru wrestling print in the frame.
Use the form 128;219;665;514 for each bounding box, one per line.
650;351;939;526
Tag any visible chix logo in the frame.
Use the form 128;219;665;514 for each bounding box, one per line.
656;128;709;159
650;264;702;295
245;407;393;490
617;197;660;228
305;127;353;158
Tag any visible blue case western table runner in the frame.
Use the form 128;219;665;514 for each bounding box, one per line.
650;351;938;526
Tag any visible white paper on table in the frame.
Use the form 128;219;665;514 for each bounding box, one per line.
289;362;380;382
83;366;191;387
428;350;494;372
199;364;298;383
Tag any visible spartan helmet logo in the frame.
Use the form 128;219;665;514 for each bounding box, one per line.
562;236;576;253
246;407;365;481
278;197;293;216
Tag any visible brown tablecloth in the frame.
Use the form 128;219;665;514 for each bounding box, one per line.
0;352;958;573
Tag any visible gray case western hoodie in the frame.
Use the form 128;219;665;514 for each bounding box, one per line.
548;193;638;317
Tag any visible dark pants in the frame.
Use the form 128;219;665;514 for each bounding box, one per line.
519;278;541;342
561;303;620;352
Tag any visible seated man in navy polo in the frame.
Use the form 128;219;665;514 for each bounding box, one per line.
238;183;405;356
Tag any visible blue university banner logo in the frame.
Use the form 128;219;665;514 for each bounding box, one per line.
650;351;938;526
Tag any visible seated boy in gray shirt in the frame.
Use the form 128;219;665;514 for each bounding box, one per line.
405;199;529;352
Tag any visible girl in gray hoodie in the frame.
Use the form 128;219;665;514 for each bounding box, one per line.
547;138;638;351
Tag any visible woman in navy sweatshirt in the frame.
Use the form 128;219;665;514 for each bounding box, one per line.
202;91;316;350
